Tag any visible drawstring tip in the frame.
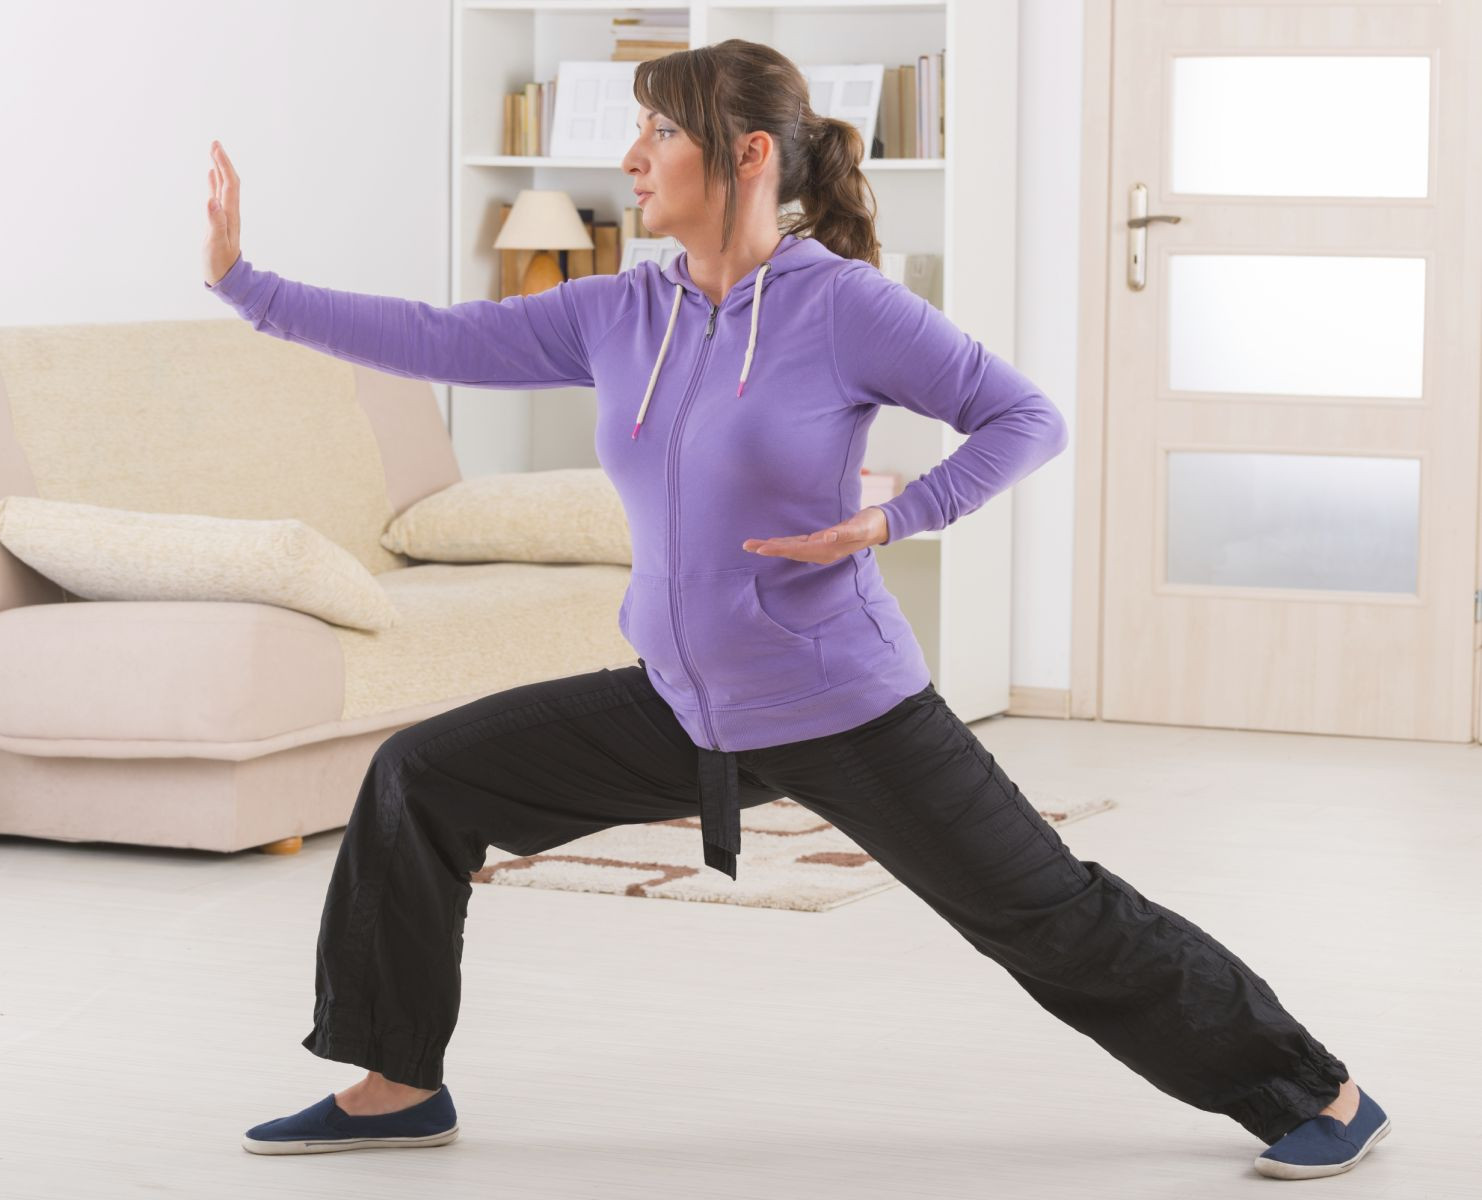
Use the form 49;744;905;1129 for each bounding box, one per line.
631;422;641;439
736;380;745;397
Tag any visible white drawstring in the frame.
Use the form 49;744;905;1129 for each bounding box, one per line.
631;282;685;439
631;262;772;439
737;262;770;397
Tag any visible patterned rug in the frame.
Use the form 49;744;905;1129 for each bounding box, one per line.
468;792;1117;912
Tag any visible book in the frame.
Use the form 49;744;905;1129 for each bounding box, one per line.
612;45;689;61
563;208;596;278
901;63;916;157
611;10;688;59
881;67;900;158
594;222;620;275
499;79;557;155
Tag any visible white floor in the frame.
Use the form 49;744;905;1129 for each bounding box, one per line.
1;714;1475;1199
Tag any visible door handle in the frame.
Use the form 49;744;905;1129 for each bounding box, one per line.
1127;183;1181;291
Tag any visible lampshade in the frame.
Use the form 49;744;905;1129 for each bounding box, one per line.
493;190;594;251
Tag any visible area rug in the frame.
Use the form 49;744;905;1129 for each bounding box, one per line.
468;791;1117;912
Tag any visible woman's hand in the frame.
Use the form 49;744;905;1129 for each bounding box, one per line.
203;140;242;286
742;506;890;564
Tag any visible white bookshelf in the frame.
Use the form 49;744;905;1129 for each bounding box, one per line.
450;0;1019;724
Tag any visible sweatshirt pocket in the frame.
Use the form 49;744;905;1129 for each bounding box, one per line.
680;570;827;709
619;572;694;698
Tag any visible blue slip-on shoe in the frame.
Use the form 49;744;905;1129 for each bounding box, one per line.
242;1083;459;1155
1253;1085;1391;1179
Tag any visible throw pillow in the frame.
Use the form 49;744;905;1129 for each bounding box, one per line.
0;495;399;632
380;467;631;565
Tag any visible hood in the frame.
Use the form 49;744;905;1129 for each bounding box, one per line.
658;230;832;304
632;232;837;439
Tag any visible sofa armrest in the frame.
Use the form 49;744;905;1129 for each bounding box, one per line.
0;598;343;749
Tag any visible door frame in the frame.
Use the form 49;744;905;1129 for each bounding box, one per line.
1068;0;1482;741
1069;0;1114;722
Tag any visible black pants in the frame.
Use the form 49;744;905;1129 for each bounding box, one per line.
300;662;1348;1145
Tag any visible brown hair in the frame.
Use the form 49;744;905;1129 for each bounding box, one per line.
633;38;881;267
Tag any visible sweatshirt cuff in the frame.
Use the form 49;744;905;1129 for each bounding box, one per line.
874;482;942;545
203;252;250;302
204;253;279;323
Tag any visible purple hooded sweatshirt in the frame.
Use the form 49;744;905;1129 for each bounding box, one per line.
205;231;1069;877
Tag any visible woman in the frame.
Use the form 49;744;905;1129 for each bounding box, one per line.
212;39;1386;1180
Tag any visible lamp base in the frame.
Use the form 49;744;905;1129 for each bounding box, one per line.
519;251;565;295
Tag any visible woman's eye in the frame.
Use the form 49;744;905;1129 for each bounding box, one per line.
657;128;675;139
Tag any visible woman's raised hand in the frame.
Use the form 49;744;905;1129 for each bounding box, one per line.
203;140;242;287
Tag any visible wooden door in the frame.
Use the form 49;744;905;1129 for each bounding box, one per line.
1102;0;1482;741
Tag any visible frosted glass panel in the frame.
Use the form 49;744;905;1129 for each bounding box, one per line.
1170;56;1430;197
1168;255;1426;399
1166;452;1419;593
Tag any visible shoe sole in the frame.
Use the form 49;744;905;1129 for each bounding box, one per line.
242;1124;459;1155
1253;1116;1391;1180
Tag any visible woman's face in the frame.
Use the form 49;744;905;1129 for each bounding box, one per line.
621;108;707;238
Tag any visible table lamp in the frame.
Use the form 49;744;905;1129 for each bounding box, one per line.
493;189;595;295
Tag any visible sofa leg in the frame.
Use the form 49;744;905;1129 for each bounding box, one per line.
256;835;303;855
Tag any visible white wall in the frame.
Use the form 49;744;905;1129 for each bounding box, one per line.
0;0;451;367
1;0;1083;694
1011;0;1084;694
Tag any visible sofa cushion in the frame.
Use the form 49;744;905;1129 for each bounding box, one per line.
380;467;631;566
330;561;635;720
0;496;399;632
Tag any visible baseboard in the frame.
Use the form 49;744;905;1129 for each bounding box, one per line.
1007;686;1071;719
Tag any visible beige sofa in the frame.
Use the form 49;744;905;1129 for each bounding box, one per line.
0;318;637;856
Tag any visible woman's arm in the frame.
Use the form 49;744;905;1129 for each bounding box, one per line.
829;262;1070;544
205;254;633;389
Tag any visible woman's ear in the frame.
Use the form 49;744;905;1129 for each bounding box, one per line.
736;129;775;179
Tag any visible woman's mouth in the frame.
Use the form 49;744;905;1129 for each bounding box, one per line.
636;191;653;205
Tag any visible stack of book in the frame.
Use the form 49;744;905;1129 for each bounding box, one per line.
877;51;945;158
502;81;555;157
610;10;689;61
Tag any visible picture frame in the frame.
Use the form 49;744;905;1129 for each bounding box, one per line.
550;61;642;160
620;236;684;272
800;63;886;160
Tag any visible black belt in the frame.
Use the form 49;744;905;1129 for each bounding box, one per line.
634;660;741;880
696;745;741;880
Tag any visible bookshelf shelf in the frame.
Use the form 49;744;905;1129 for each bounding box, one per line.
466;1;689;12
451;0;1017;721
705;2;943;11
464;1;939;10
461;154;944;168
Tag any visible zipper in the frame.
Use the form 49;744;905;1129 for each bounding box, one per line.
668;298;722;750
